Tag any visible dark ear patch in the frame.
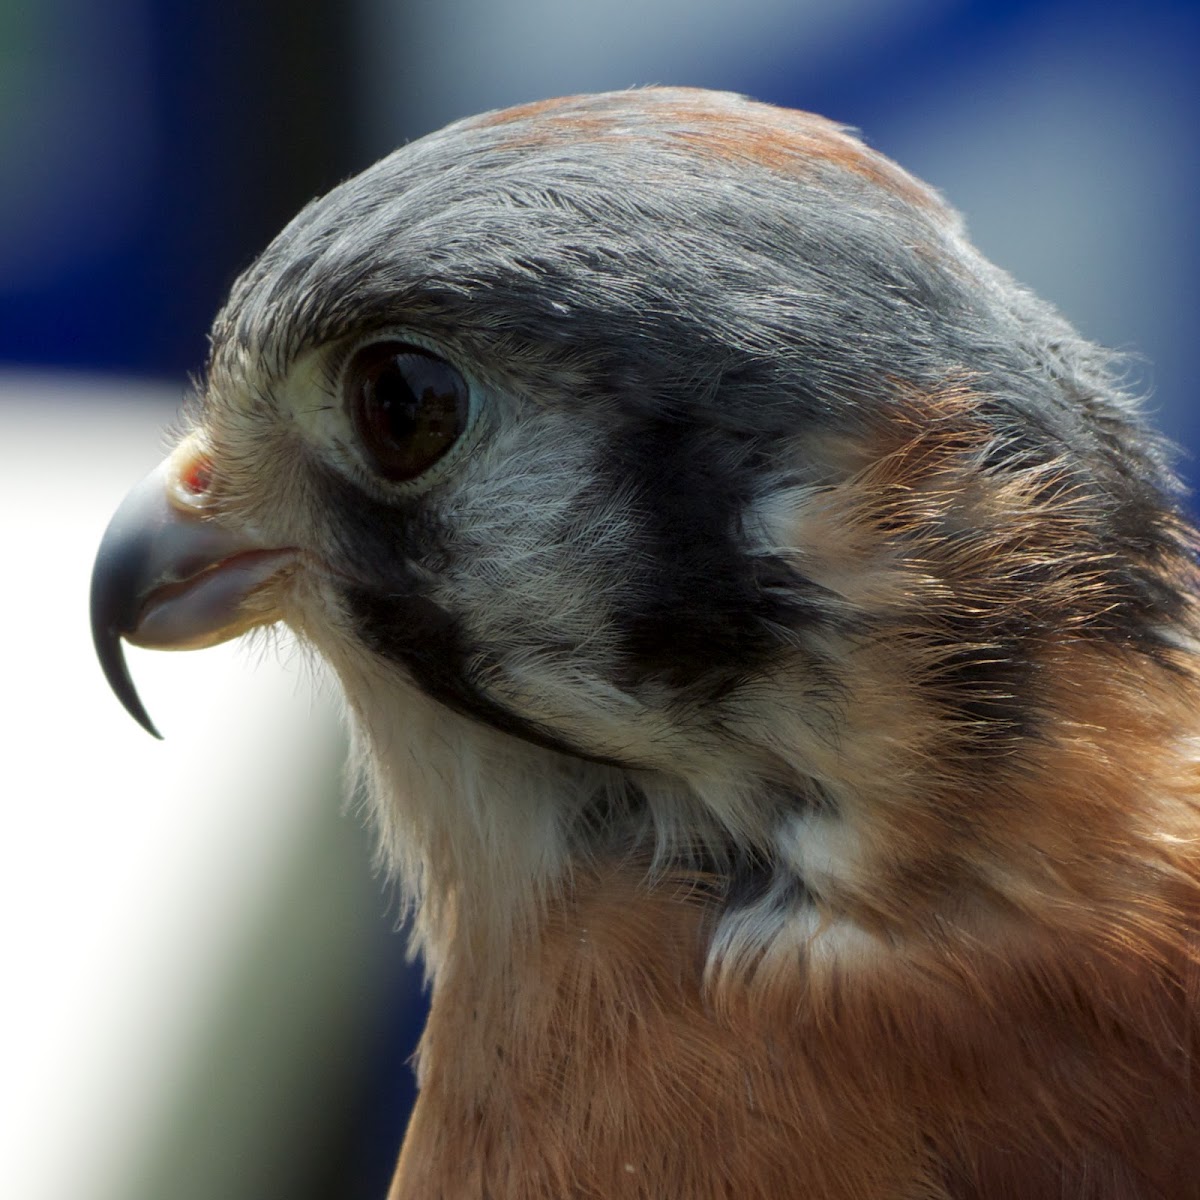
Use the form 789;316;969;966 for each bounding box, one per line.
601;416;833;692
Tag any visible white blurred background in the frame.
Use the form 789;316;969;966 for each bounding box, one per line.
0;381;406;1199
1;1;1196;1196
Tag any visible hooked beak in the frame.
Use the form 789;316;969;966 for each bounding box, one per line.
90;436;296;738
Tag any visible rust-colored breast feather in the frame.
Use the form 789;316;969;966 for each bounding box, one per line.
394;845;1200;1199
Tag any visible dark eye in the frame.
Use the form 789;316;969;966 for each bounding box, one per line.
345;340;470;482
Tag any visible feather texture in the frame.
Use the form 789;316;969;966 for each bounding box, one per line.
102;88;1200;1196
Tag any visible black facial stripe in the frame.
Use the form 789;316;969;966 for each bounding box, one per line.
345;585;623;767
600;417;833;692
313;459;630;764
313;459;438;590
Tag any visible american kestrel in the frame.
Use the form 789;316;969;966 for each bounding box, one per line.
92;89;1200;1198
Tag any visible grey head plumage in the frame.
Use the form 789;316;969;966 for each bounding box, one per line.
93;83;1195;977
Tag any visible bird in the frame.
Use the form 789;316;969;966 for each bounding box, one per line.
90;88;1200;1198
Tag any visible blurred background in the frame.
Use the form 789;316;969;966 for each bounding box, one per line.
2;1;1196;1197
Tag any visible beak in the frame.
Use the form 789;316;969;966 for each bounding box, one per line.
90;436;296;738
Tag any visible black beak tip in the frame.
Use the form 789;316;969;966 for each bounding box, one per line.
90;549;163;741
101;642;163;740
90;615;163;740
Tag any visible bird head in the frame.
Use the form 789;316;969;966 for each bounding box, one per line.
91;89;1198;968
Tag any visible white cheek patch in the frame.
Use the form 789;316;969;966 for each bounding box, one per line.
316;631;612;967
427;410;648;732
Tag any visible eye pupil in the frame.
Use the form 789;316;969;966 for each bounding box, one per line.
347;341;469;482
